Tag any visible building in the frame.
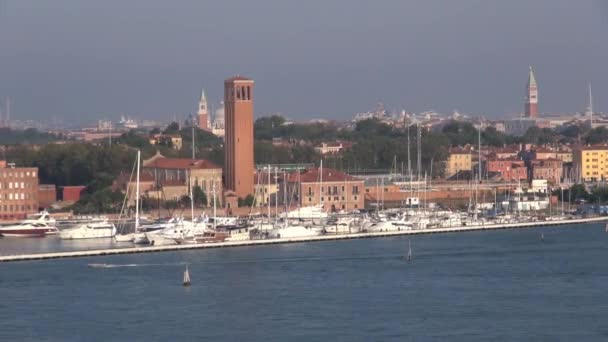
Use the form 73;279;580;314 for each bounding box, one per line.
525;66;539;118
142;152;223;206
149;134;183;150
314;141;353;155
285;168;364;212
253;171;279;207
212;101;225;138
38;184;57;208
505;118;537;136
0;161;39;220
224;76;255;199
573;145;608;182
486;158;527;181
62;186;86;202
197;89;210;131
530;159;563;184
445;147;473;178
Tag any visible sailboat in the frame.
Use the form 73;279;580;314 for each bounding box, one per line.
406;239;412;262
115;150;142;242
183;265;191;286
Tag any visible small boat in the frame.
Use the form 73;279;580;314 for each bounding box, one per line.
540;232;544;241
59;220;116;239
406;239;412;262
183;265;191;286
0;211;58;237
605;223;608;233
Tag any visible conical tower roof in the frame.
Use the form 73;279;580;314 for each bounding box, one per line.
527;66;537;87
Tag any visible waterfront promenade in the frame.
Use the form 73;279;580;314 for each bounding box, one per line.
1;216;607;263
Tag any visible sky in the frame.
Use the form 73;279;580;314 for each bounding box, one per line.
0;0;607;125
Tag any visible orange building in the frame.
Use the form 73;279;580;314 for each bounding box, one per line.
285;168;364;212
0;162;39;220
224;76;255;199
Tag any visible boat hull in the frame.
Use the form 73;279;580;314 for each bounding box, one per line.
0;227;57;237
0;229;47;237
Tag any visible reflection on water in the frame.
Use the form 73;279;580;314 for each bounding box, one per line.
0;235;133;256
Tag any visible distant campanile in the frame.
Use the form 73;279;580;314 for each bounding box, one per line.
197;89;210;130
224;76;254;198
525;66;539;118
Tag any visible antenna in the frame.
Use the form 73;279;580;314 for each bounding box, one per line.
5;97;10;128
588;82;594;125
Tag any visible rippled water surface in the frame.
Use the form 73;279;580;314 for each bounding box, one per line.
1;224;608;341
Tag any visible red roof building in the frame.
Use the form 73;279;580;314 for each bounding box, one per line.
285;168;364;212
62;186;86;202
486;159;527;181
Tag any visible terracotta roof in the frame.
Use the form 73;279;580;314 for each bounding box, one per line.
144;157;220;170
286;168;361;183
487;157;522;162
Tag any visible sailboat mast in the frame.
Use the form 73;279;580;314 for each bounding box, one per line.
275;166;278;224
320;159;323;210
267;165;271;222
190;171;194;221
135;150;141;230
212;180;217;230
191;117;196;159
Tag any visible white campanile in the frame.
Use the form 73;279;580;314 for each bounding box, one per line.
525;66;538;118
197;88;210;130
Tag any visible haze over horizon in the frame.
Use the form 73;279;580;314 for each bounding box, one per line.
0;0;607;125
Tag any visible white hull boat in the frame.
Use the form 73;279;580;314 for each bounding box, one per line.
60;221;116;239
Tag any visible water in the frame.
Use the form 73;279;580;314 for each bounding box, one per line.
2;224;608;341
0;236;130;256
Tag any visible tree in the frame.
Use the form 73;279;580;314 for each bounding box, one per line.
163;122;180;134
585;127;608;145
238;195;255;207
441;121;478;146
522;127;555;145
117;130;151;149
192;186;208;206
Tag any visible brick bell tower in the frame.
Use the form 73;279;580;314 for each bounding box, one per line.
525;66;538;118
223;76;254;199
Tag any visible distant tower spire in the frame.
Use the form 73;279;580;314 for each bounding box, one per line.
197;88;210;131
525;66;538;118
587;82;594;125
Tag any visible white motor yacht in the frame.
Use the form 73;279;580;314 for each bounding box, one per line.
270;224;323;239
59;220;116;239
0;211;58;237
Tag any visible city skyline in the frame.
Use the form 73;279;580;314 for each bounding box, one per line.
0;0;607;123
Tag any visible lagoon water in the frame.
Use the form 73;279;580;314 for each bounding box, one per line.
2;223;608;341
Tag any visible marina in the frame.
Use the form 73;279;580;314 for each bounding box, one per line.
1;216;606;263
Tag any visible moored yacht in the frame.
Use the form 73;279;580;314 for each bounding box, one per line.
0;211;58;237
59;220;117;239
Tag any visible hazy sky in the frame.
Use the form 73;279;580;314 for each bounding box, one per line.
0;0;607;124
